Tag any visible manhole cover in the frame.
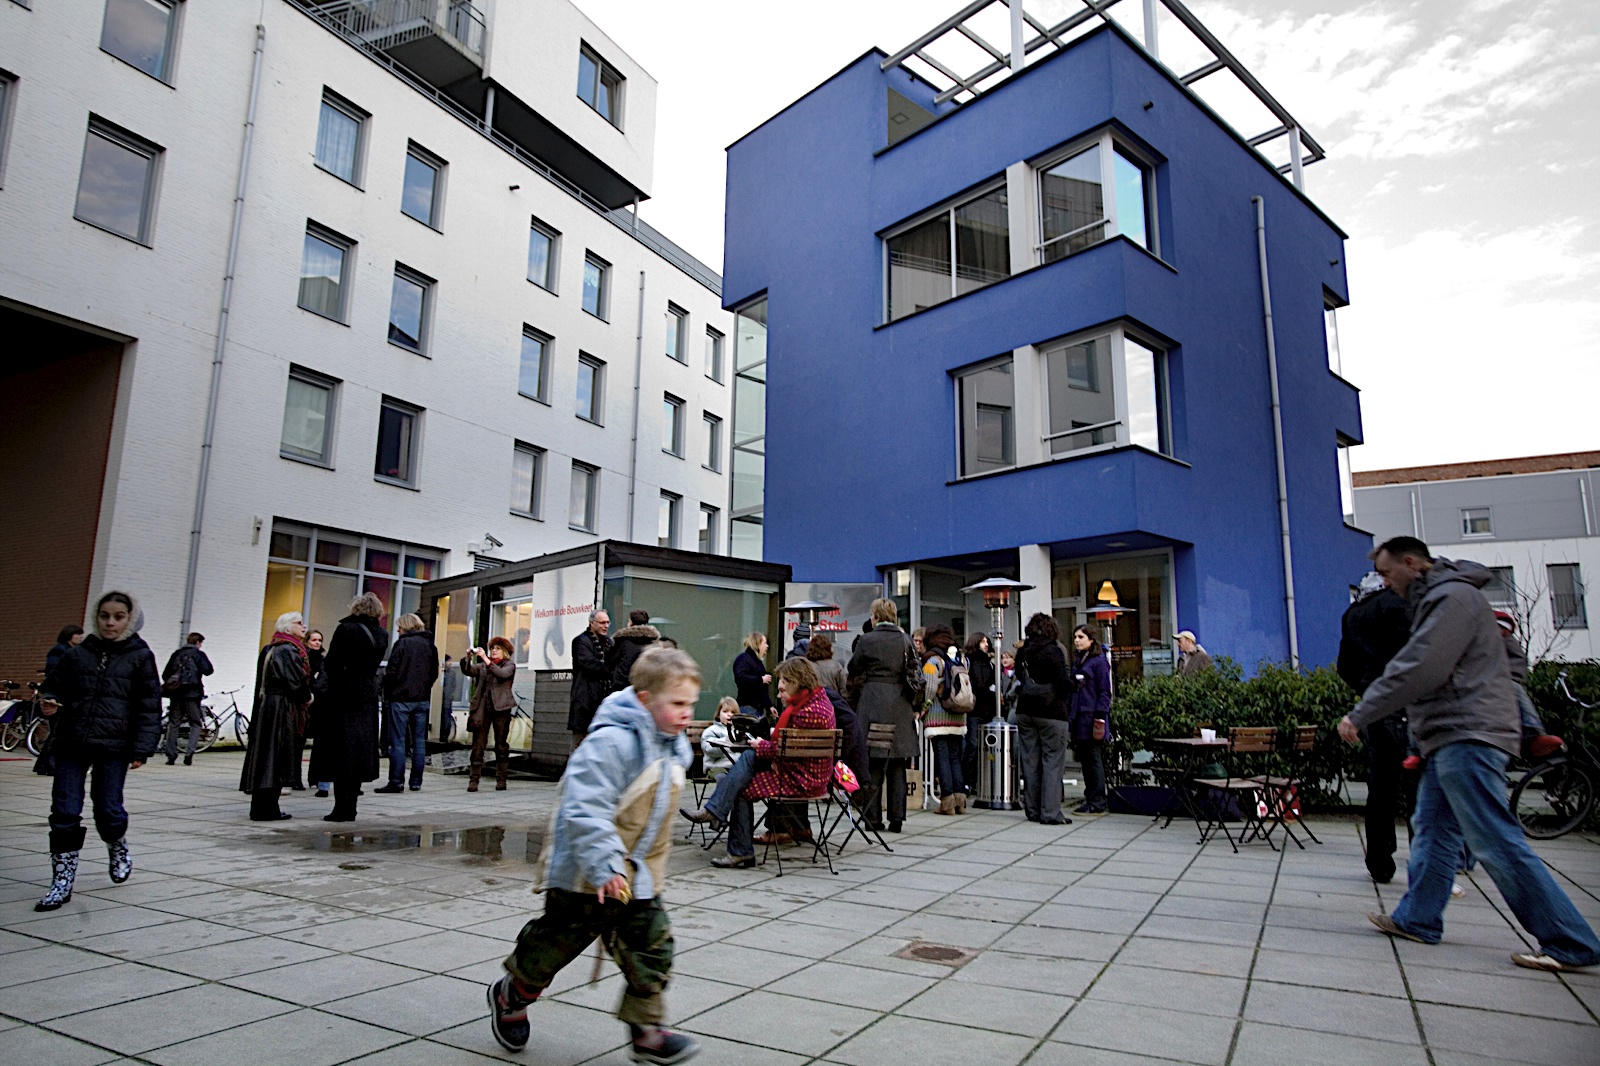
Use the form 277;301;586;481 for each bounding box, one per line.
338;862;370;871
892;941;978;967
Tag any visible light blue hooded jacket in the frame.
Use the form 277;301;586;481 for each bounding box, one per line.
535;687;692;900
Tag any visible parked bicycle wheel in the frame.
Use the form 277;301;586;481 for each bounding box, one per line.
233;709;250;747
26;718;50;757
0;718;23;751
1512;757;1596;840
192;713;221;754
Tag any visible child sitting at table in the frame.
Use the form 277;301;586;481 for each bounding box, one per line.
701;697;739;778
487;646;701;1064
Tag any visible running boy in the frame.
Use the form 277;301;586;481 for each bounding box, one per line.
488;645;700;1064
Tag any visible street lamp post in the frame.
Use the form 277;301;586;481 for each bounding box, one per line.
961;577;1033;811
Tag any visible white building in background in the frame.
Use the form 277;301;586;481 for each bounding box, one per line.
0;0;734;693
1351;452;1599;662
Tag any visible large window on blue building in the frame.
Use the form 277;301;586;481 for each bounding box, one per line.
1037;131;1156;264
884;183;1009;322
1042;328;1169;459
730;297;768;558
955;357;1015;476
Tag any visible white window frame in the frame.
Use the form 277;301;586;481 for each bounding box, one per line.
659;491;681;549
299;222;355;323
1337;439;1356;526
705;326;725;383
400;141;445;229
75;116;162;245
881;177;1009;323
1324;292;1346;377
1036;325;1171;462
953;355;1016;478
577;43;624;128
527;217;560;292
0;70;16;189
280;365;339;468
663;394;685;457
576;353;606;425
570;460;599;533
519;326;552;404
698;504;720;555
387;263;434;355
1460;507;1493;538
1484;566;1516;610
665;303;688;363
582;252;610;321
374;396;423;489
1548;563;1587;630
314;88;367;187
100;0;180;83
1031;129;1159;267
511;441;544;520
703;411;722;472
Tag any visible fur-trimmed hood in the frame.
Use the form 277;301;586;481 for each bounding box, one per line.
612;624;661;644
86;589;146;636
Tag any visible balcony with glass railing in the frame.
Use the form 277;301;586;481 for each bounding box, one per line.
302;0;485;87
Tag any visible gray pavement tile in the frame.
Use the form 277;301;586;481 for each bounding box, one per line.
824;1014;1038;1066
141;1008;409;1066
1022;1042;1209;1065
1083;962;1246;1016
671;942;813;985
1155;894;1267;923
965;875;1062;902
680;988;879;1056
0;943;119;988
924;894;1045;923
6;901;182;943
991;924;1127;962
1167;878;1275;904
142;934;336;980
321;973;486;1036
337;1036;520;1065
594;1032;811;1066
898;978;1072;1036
1;960;198;1021
74;876;204;906
277;915;443;952
824;935;962;979
226;953;429;1005
783;898;911;936
1250;946;1408;997
1258;924;1403;960
1243;981;1419;1044
1023;902;1147;934
1417;1002;1600;1065
722;916;873;959
1048;999;1238;1065
429;998;626;1065
1231;1021;1431;1065
951;949;1102;996
0;1022;123;1065
317;884;457;914
138;887;289;919
553;970;748;1021
760;959;934;1012
831;883;947;911
1050;884;1161;912
877;911;1010;950
871;869;970;894
661;902;771;942
1403;963;1595;1023
1391;936;1537;973
1135;914;1263;947
912;859;1007;879
0;927;49;953
88;917;260;959
44;982;296;1055
208;897;367;934
688;886;816;920
381;897;524;930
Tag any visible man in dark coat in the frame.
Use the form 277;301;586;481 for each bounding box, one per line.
606;610;658;694
1337;571;1415;883
161;632;214;765
309;594;389;822
377;616;439;793
568;609;612;744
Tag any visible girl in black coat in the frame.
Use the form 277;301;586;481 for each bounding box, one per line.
1016;613;1074;826
308;594;390;822
35;591;162;911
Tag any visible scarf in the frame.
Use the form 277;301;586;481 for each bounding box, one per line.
273;631;310;677
774;687;820;731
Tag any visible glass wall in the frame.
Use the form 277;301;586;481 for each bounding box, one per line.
730;297;768;559
259;521;441;649
1054;552;1174;684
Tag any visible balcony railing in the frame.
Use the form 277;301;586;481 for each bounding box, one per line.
309;0;484;60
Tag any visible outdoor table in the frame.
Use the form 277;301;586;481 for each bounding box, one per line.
1148;736;1232;836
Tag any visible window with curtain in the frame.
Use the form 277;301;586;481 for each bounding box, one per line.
314;90;366;185
281;368;336;465
885;183;1009;322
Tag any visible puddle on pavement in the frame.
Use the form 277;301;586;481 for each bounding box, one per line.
272;824;545;865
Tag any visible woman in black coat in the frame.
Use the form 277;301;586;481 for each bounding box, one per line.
732;632;773;714
308;593;389;822
845;600;919;832
240;612;312;821
962;632;996;790
1015;613;1074;825
1068;625;1114;815
35;591;162;911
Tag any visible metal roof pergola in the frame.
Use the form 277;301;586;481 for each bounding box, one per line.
880;0;1324;190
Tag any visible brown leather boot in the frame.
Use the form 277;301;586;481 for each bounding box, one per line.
954;792;968;814
937;793;955;815
495;766;508;791
467;770;480;793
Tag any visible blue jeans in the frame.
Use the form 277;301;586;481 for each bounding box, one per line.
931;735;964;796
1391;741;1600;966
704;749;758;858
50;749;130;853
386;701;430;788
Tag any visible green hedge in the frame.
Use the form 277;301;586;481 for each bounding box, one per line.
1526;660;1600;759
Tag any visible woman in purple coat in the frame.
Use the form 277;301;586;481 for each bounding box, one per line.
1069;625;1113;815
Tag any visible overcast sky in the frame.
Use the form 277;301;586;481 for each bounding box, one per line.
579;0;1598;472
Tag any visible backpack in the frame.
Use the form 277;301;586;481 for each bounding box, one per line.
937;652;976;714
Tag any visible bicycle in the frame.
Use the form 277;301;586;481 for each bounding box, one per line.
0;680;41;752
1510;671;1597;839
208;686;250;747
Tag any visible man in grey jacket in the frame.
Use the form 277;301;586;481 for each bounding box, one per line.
1339;536;1600;972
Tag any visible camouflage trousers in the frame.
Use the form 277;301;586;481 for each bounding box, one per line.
504;889;674;1025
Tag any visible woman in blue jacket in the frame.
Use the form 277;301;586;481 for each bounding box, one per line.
1069;624;1113;815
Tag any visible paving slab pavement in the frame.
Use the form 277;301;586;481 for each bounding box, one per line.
0;752;1595;1064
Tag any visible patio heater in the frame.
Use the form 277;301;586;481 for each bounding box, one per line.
961;577;1033;811
781;599;837;656
1090;580;1136;653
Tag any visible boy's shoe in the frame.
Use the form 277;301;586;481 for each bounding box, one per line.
487;975;533;1051
1512;952;1589;973
1525;735;1566;760
1367;912;1428;943
374;784;404;794
629;1025;700;1064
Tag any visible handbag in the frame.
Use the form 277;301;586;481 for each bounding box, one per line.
832;761;860;793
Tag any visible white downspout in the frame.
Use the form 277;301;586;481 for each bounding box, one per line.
180;23;266;642
1252;196;1299;669
626;270;646;541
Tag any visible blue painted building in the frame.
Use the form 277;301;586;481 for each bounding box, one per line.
721;11;1369;677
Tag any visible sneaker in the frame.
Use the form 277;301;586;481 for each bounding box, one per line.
314;789;329;798
1512;952;1589;973
1525;735;1566;760
1451;882;1466;898
1367;911;1429;943
487;975;533;1051
374;784;404;794
630;1025;701;1064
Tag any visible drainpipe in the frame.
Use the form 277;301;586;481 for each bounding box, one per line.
625;270;646;541
1252;195;1299;669
180;23;266;643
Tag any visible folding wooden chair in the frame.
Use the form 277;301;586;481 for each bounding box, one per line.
1252;724;1322;848
834;723;896;854
757;728;842;876
1192;726;1278;853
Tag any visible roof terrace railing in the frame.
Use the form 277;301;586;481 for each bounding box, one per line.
881;0;1324;191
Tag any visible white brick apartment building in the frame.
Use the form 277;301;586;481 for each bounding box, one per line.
0;0;737;693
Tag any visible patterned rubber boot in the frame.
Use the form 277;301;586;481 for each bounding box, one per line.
35;851;79;911
108;837;132;884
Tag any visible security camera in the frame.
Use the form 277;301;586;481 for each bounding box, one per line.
483;533;504;549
